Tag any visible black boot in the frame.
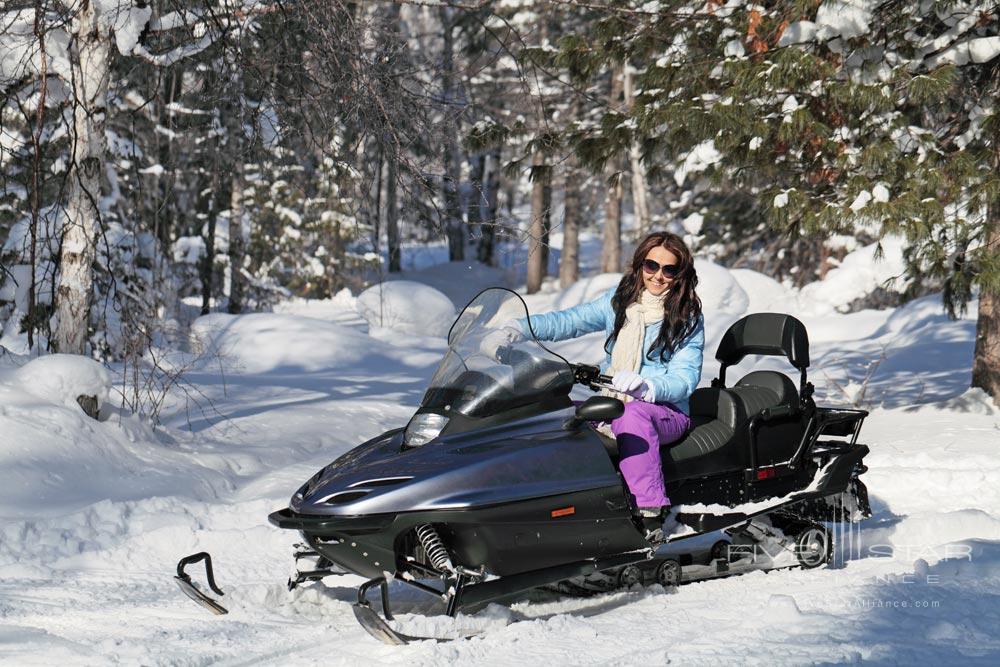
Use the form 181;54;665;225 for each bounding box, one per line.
638;506;670;544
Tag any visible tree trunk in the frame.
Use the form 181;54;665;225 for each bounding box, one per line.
54;2;109;354
540;167;552;274
601;165;623;274
601;67;624;274
154;68;180;250
439;7;465;261
478;147;501;265
372;146;383;257
385;153;401;272
560;160;581;289
623;62;650;237
468;153;486;261
526;151;550;294
228;162;246;314
972;212;1000;405
200;169;219;316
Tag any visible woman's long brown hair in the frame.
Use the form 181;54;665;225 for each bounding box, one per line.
606;231;702;361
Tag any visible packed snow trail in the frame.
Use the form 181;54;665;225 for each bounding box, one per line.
2;257;1000;664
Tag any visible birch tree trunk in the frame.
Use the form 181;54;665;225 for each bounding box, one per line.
54;1;109;354
560;159;581;288
601;67;624;274
526;151;550;294
623;62;650;237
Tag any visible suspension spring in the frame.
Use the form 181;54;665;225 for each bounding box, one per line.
415;524;454;574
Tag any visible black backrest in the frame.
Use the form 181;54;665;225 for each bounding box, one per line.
716;313;809;370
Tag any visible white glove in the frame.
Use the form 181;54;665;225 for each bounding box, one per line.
480;319;525;355
611;370;654;402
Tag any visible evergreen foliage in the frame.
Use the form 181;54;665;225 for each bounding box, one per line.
552;0;1000;310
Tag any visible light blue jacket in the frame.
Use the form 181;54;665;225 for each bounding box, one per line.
525;287;705;415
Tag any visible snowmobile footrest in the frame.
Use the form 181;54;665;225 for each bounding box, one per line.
675;512;749;535
456;551;650;610
174;552;228;615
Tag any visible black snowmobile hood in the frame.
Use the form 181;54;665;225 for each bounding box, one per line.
291;407;620;517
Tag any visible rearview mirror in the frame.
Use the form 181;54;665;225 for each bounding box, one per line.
565;396;624;429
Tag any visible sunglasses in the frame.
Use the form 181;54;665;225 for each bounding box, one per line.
641;258;681;277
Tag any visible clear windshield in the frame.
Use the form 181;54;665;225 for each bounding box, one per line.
421;288;575;418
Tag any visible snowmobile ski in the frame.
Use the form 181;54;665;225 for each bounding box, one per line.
174;552;228;615
352;576;482;645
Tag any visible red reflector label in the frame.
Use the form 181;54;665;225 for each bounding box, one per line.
757;468;777;480
551;506;575;518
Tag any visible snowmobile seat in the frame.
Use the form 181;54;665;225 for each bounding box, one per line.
727;370;799;419
664;313;808;475
665;388;736;461
596;373;798;466
597;389;738;464
600;314;809;473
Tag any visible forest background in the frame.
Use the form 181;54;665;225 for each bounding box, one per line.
2;0;999;406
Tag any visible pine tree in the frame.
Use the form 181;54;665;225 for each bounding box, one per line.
554;0;1000;403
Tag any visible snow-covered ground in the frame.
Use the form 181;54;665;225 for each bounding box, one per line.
2;243;999;665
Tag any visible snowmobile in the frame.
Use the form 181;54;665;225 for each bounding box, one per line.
179;287;872;642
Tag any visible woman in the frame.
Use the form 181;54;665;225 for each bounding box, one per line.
523;231;704;539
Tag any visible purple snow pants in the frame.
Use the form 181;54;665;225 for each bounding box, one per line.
611;401;691;509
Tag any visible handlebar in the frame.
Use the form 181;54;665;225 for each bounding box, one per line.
573;364;613;390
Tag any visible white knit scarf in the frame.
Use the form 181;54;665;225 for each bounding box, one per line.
600;288;666;406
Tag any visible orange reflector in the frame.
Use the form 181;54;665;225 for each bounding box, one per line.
551;506;575;518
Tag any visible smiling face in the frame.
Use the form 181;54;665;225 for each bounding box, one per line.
641;245;679;297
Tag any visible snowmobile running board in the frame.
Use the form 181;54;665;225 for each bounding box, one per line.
174;552;228;616
353;551;652;644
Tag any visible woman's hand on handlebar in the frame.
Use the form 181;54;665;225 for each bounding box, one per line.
610;370;655;402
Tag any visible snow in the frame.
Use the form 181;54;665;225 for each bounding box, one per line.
723;39;745;58
3;247;1000;663
93;0;152;56
927;36;1000;68
815;1;873;42
681;212;703;235
674;140;722;186
5;353;111;411
172;235;205;264
356;280;456;338
797;236;908;315
850;189;872;211
778;21;817;46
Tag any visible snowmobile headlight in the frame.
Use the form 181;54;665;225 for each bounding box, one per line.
404;413;449;447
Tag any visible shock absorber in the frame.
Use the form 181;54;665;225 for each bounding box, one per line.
415;524;455;574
